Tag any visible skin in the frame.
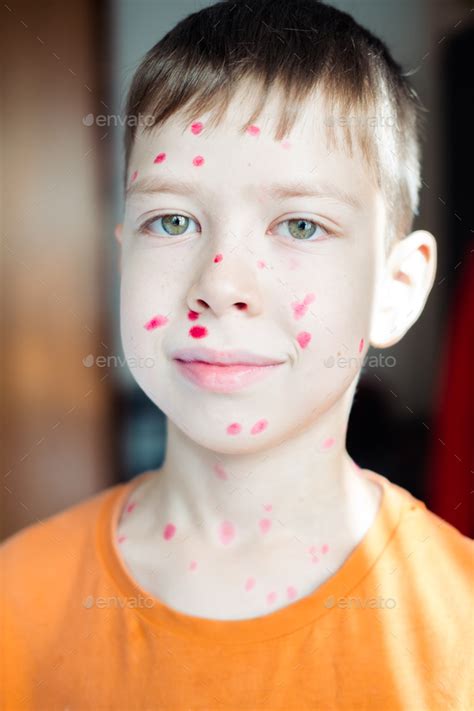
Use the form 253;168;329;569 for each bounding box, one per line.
113;85;437;619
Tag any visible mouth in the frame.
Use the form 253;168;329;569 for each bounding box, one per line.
171;348;286;392
171;346;285;366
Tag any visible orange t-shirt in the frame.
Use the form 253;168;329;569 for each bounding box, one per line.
1;469;473;710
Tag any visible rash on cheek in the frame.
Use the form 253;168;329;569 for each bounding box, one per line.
296;331;312;349
144;314;169;331
292;293;316;320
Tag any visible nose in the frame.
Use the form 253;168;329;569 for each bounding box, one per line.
187;253;263;318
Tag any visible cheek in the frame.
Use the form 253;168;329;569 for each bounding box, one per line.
279;264;369;361
120;256;176;356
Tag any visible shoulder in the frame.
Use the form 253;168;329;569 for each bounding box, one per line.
385;475;473;599
0;481;123;597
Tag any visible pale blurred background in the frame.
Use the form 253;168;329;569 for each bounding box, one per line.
2;0;473;540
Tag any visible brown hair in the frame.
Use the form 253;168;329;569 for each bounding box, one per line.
123;0;426;250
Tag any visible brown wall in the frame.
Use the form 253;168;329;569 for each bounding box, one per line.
1;0;114;540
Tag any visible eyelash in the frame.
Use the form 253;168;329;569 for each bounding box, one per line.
138;213;333;243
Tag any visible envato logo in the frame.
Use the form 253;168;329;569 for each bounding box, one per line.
324;595;397;609
83;594;155;609
323;353;397;369
82;354;155;369
324;115;399;129
82;112;156;128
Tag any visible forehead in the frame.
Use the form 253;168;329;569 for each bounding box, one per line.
127;84;379;207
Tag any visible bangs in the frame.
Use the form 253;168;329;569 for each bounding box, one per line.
123;0;424;245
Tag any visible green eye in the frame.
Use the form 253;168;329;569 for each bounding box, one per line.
287;219;319;240
141;214;198;237
280;217;329;242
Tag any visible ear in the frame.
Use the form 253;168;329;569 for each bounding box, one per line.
114;223;123;275
370;230;437;348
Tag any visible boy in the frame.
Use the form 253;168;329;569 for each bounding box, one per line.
1;0;472;709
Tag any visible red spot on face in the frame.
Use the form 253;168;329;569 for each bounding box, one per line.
163;523;176;540
259;518;272;534
292;293;316;320
144;314;169;331
187;310;199;320
287;586;298;600
192;155;205;166
117;535;127;544
130;170;138;182
245;577;256;591
214;462;228;480
153;152;166;164
189;560;198;571
358;337;365;353
219;520;235;545
226;422;242;435
250;419;268;435
296;331;312;349
126;501;137;514
321;543;329;554
190;122;204;135
214;253;223;263
246;124;260;136
189;325;208;338
257;260;266;269
267;591;277;605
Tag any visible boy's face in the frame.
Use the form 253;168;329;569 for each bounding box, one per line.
117;88;387;452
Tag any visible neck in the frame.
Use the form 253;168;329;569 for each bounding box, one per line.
143;385;381;552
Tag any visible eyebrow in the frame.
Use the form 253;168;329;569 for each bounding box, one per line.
126;175;362;211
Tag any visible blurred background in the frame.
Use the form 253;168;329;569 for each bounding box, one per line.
1;0;473;541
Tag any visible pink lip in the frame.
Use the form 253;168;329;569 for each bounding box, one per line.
174;360;285;392
171;346;285;366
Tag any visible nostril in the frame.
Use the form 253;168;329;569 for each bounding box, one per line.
236;303;247;310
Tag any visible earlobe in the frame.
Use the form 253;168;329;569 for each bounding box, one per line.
369;230;437;348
